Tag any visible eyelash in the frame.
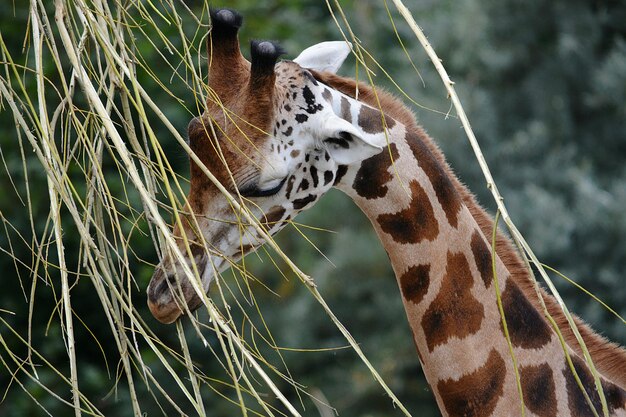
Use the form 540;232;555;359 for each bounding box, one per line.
240;177;288;198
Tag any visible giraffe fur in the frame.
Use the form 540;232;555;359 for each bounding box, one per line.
147;8;626;417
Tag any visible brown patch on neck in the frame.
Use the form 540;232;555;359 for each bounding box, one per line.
564;355;626;416
358;105;396;134
437;349;506;417
376;180;439;244
399;264;431;305
470;230;494;288
501;281;552;349
520;364;557;417
406;131;462;228
353;143;399;200
421;251;484;352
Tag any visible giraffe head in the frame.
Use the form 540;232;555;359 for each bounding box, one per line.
147;8;391;323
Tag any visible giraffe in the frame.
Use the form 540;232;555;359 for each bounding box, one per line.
147;8;626;417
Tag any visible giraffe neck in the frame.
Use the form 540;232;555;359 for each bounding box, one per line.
334;119;626;417
337;122;521;415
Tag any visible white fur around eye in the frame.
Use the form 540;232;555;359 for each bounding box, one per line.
259;177;284;190
257;151;289;190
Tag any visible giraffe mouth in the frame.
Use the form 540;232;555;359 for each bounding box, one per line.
147;236;265;324
147;255;215;324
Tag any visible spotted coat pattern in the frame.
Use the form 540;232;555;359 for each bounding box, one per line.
149;8;626;417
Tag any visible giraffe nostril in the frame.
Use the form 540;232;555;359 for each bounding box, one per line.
147;271;184;324
147;256;210;324
147;268;177;304
153;273;186;299
148;279;167;304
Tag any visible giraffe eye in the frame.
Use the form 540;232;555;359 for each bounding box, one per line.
240;177;288;198
324;131;353;149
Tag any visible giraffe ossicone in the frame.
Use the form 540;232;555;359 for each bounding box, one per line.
147;8;626;416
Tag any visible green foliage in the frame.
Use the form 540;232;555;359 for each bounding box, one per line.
1;0;624;416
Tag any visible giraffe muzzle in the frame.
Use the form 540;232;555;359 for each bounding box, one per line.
147;258;208;324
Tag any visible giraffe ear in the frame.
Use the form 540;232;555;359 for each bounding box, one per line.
293;41;352;74
321;115;385;165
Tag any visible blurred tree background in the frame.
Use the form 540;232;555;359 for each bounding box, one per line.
1;0;624;416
